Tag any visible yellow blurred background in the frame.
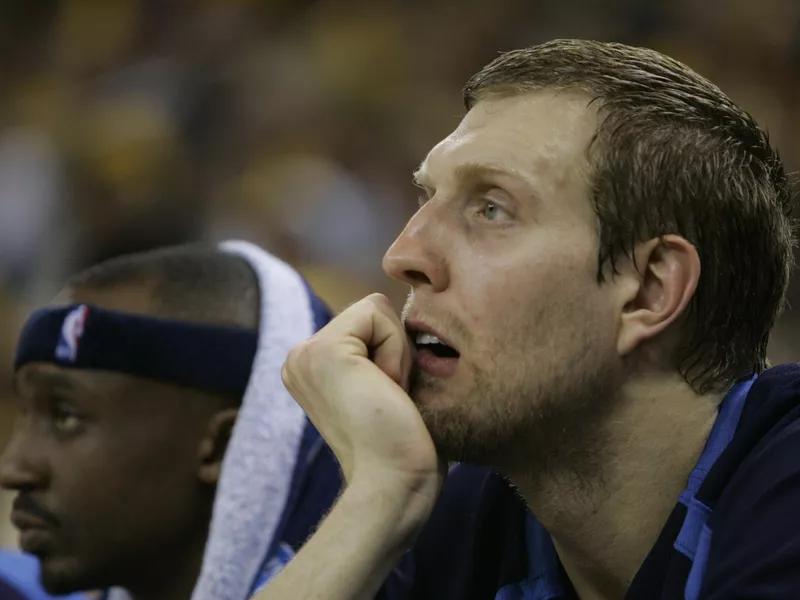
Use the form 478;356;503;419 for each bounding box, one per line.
0;0;798;546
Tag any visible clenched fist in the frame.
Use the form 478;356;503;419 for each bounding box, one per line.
282;294;444;508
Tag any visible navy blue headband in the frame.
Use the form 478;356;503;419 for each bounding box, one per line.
14;304;259;395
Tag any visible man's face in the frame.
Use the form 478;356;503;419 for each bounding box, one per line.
0;287;222;594
383;91;625;469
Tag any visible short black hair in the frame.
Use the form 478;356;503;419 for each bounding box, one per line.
463;39;796;393
65;243;260;331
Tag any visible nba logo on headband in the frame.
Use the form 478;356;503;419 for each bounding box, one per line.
55;305;90;363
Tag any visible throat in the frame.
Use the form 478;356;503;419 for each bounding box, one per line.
126;523;210;600
507;381;722;599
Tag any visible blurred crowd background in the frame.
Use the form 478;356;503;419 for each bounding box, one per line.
0;0;798;547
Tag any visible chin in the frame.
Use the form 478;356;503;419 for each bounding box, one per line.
39;556;96;596
409;370;460;407
413;400;484;463
410;384;451;408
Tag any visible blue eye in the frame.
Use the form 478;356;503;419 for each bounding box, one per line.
478;201;510;221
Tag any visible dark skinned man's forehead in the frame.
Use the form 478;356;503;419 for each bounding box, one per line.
15;364;85;396
53;282;156;317
13;364;140;410
13;362;208;438
13;282;163;402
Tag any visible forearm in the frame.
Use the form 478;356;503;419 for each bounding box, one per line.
253;479;430;600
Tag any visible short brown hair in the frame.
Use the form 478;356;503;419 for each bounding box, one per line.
463;39;796;392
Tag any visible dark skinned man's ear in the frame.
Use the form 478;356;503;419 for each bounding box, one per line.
197;408;239;485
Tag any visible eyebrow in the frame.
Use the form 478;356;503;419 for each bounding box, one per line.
413;161;537;191
14;369;83;396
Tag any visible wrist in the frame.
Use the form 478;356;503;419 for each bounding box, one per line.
252;470;439;600
343;470;441;554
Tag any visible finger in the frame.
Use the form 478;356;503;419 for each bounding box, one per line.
372;299;413;391
370;309;412;389
322;294;411;387
362;295;411;388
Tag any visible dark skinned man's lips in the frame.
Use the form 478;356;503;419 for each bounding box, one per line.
12;495;60;527
11;511;58;554
10;509;55;531
11;495;61;553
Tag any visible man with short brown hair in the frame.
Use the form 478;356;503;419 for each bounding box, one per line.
257;40;798;600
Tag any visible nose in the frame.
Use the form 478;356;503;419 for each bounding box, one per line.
0;423;49;492
382;205;450;293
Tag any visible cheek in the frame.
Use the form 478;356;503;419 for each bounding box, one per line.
469;257;609;350
54;432;196;514
463;250;583;315
53;449;200;558
51;448;139;519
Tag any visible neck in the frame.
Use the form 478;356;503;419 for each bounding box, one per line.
126;521;209;600
507;373;723;600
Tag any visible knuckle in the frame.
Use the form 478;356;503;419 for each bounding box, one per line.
284;342;303;367
282;345;303;388
280;361;293;389
285;338;329;374
283;341;323;393
365;293;391;309
342;294;392;323
284;342;310;373
354;294;393;322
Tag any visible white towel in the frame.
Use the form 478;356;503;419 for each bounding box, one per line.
106;241;319;600
191;240;317;600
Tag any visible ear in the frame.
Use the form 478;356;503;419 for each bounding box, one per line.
616;235;700;357
197;408;239;485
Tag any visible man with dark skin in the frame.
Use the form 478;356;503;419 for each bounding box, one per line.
1;242;339;600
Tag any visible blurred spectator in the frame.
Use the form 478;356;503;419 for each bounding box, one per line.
65;95;204;271
0;129;60;290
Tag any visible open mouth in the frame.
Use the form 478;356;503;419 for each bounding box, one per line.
411;332;460;359
406;322;461;379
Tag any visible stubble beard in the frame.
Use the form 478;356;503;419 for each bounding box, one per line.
409;351;617;491
402;290;618;492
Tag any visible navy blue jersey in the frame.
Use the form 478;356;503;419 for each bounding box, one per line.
382;364;800;599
